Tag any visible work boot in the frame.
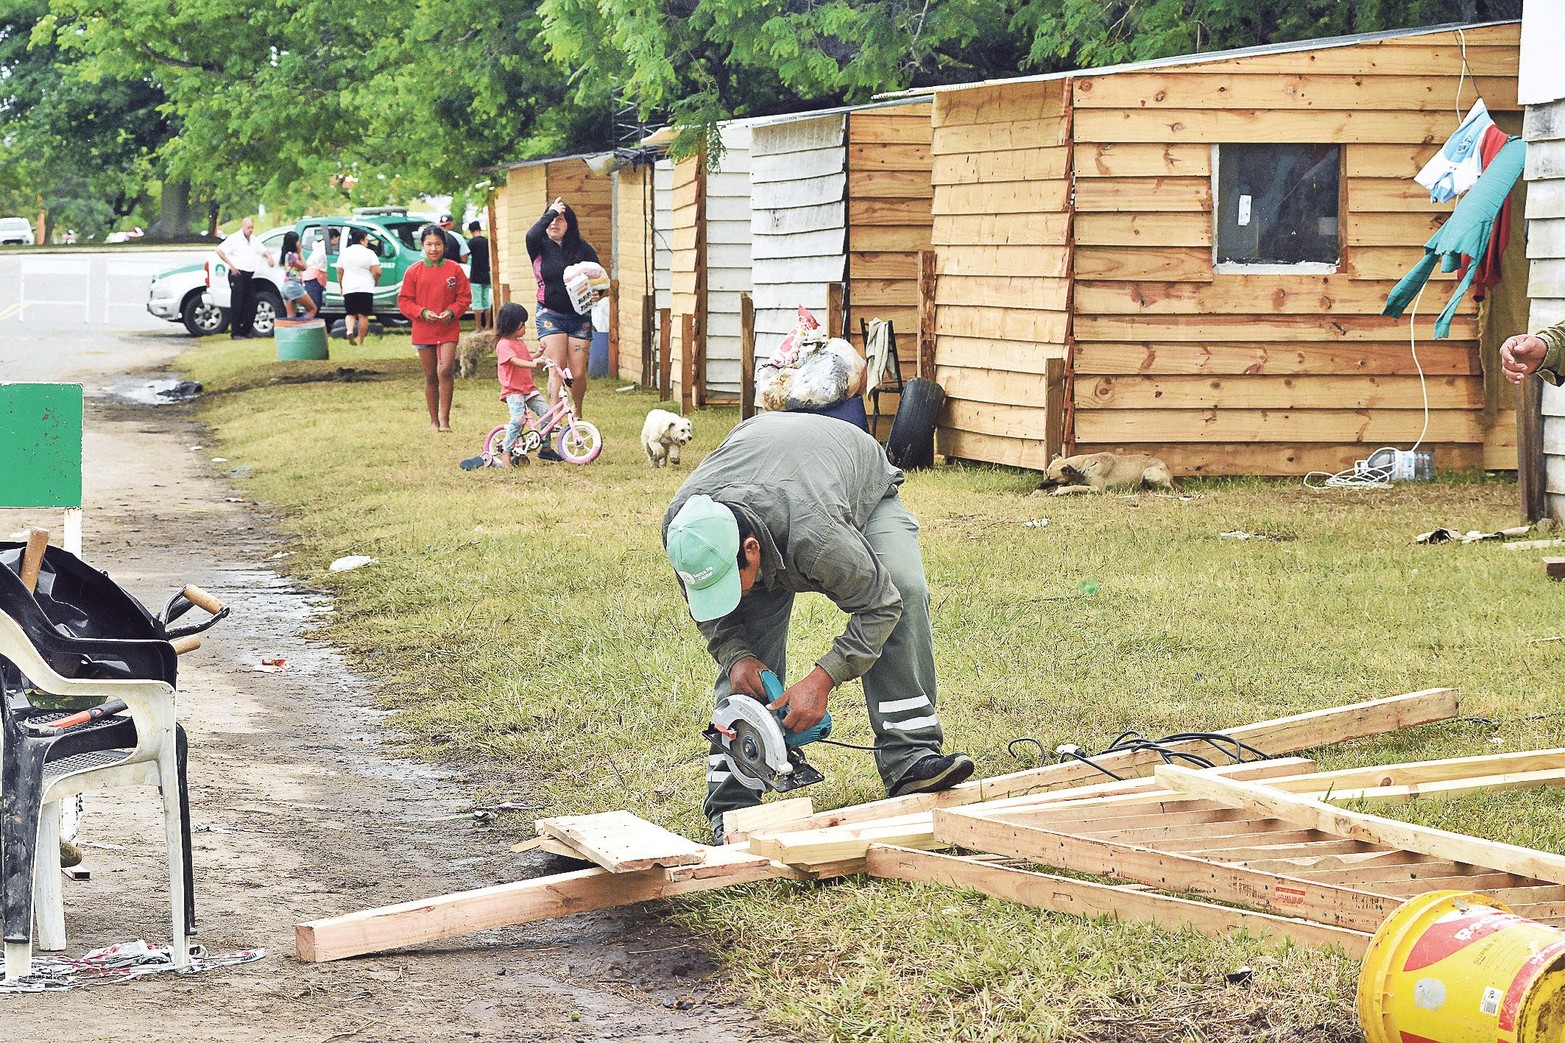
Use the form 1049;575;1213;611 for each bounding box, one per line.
888;753;975;797
59;839;83;868
710;822;726;847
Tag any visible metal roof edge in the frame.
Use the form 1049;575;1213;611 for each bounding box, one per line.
501;150;614;172
874;19;1518;100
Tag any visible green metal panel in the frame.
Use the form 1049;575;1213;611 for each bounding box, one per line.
0;383;83;508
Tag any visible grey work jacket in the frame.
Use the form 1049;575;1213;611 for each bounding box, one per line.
663;412;905;685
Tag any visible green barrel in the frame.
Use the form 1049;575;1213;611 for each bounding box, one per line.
275;318;329;361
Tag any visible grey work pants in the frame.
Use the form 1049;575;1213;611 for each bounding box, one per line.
704;491;943;830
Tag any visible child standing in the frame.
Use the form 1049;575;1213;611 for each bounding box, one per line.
398;224;471;432
494;303;548;466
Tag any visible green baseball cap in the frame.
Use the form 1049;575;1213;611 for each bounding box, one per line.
667;495;741;622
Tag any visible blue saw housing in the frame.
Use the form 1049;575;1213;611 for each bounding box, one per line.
761;670;832;748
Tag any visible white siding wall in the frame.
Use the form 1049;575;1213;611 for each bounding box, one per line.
653;159;674;373
706;123;754;395
1526;100;1565;518
749;115;848;360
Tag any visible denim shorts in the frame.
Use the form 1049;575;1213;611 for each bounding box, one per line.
536;307;592;340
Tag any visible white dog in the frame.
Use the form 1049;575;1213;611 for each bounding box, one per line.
641;409;693;468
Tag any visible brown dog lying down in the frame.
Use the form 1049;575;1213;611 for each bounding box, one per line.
1034;452;1174;495
456;330;497;378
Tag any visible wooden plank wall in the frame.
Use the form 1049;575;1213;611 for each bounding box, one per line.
614;164;655;385
1068;23;1523;475
546;159;613;279
668;156;705;404
929;80;1073;469
1524;99;1565;516
749;115;848;363
496;165;548;310
706;124;754;397
846;102;934;435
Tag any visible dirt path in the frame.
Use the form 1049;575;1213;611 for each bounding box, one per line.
5;362;770;1041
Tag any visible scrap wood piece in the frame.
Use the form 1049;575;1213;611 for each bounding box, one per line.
534;811;706;872
862;845;1371;957
297;848;785;963
722;797;815;843
931;805;1398;933
1156;764;1565;886
1545;556;1565;579
771;688;1459;834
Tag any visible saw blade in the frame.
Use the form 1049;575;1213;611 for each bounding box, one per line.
727;718;780;788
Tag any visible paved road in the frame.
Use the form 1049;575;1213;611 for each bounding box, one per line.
0;246;206;383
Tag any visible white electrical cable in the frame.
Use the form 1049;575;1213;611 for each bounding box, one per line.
1304;284;1430;490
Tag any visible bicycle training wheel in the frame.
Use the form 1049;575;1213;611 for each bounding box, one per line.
557;421;603;464
483;425;509;463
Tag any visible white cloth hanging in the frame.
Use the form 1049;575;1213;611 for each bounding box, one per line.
1415;99;1494;204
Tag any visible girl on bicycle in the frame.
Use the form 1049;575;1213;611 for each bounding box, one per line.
494;302;550;466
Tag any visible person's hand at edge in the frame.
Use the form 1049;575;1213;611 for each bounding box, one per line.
769;666;833;733
1501;334;1548;385
728;656;768;701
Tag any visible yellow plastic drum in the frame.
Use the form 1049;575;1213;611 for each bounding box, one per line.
1358;890;1565;1043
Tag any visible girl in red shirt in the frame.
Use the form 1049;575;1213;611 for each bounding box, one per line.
398;225;472;432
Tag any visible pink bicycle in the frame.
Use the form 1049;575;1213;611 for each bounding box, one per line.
481;360;603;466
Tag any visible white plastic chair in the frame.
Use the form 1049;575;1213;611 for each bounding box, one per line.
0;606;189;980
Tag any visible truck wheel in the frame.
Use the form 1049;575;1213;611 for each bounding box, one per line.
252;291;282;336
180;292;229;337
884;378;945;470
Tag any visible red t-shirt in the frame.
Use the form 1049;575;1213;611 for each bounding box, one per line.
497;337;541;401
397;260;471;344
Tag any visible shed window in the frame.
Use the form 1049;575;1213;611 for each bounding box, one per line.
1214;144;1340;268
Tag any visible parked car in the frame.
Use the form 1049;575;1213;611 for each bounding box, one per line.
147;261;228;336
204;208;448;329
0;217;35;246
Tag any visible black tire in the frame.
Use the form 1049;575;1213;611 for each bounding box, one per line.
884;378;945;470
252;290;282;337
180;292;228;337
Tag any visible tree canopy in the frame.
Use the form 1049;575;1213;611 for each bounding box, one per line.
0;0;1524;232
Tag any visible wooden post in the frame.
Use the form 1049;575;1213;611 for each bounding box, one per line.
1520;377;1545;522
917;251;936;379
607;279;620;379
658;308;672;401
694;161;709;410
641;294;655;390
1044;358;1066;463
740;292;756;420
827;282;844;340
486;199;500;317
681;313;696;414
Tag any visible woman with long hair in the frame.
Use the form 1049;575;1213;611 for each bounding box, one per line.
398;224;471;432
278;231;317;318
525;197;600;419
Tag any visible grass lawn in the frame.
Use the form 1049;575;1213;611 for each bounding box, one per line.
182;333;1565;1041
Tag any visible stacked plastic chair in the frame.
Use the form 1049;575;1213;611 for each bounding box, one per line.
0;539;225;980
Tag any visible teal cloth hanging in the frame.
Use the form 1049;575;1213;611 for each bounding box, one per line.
1382;137;1525;337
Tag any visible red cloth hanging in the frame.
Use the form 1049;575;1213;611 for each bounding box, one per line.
1456;125;1515;300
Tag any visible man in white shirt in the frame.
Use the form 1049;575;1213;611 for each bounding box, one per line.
216;216;273;339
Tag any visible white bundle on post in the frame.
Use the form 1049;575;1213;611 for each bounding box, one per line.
755;307;865;412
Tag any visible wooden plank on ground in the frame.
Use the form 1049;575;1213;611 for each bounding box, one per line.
931;806;1398;933
1156;765;1565;886
535;811;706;872
863;845;1372;956
296;849;786;962
768;688;1459;835
722;797;815;842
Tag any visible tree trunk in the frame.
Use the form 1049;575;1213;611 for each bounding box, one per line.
149;179;191;237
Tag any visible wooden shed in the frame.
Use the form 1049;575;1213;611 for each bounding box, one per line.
658;122;757;407
494;154;614;321
913;21;1525;475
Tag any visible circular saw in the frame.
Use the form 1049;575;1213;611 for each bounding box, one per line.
704;670;832;793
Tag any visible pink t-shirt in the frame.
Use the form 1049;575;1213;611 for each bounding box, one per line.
497;337;540;401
